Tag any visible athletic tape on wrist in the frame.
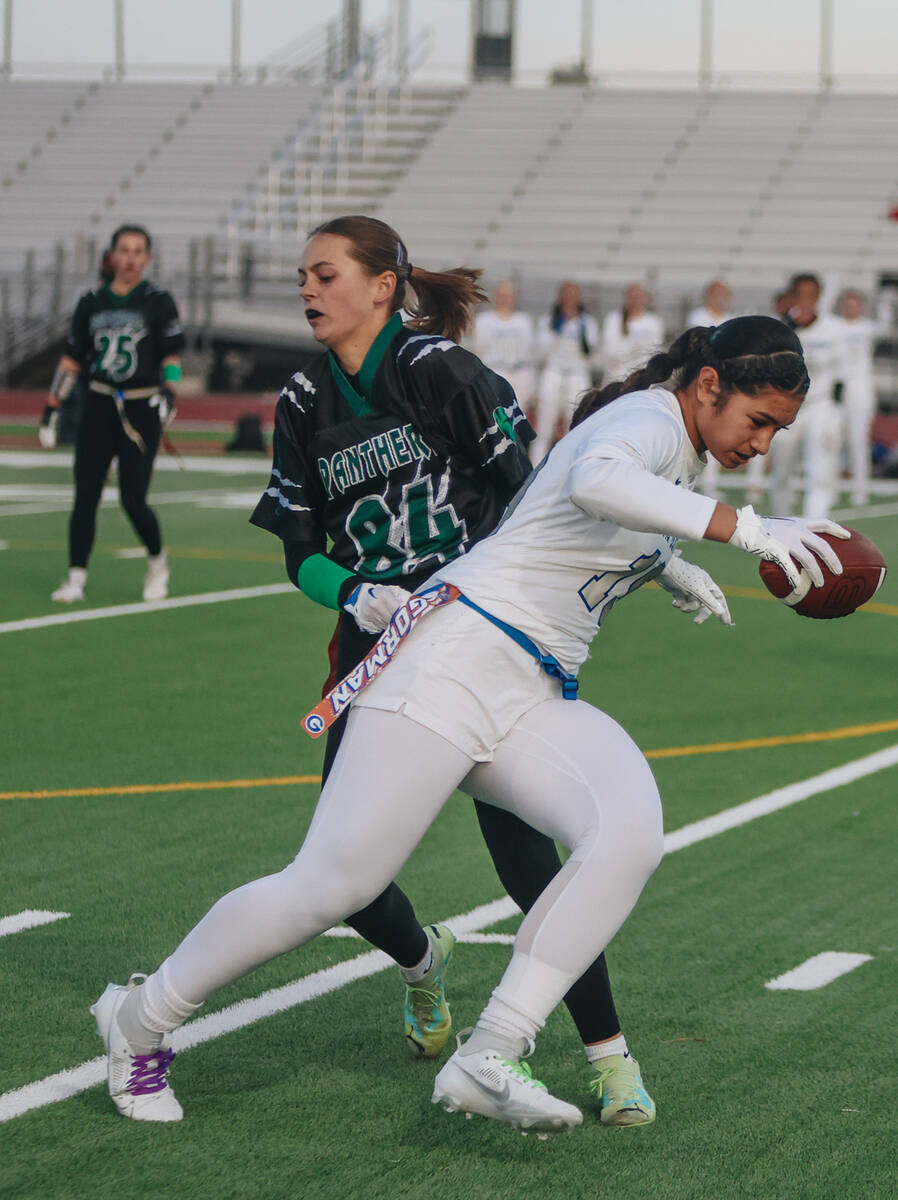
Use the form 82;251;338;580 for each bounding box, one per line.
50;365;77;402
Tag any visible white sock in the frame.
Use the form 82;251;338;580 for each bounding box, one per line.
147;551;167;567
138;960;202;1035
459;990;542;1060
585;1033;630;1064
114;988;163;1054
69;567;87;586
399;944;434;983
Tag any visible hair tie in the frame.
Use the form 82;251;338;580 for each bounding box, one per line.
404;262;414;279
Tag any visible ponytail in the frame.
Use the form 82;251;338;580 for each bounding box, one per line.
571;316;809;429
404;265;487;345
307;214;486;345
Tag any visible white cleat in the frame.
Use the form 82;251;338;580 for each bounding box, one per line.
90;974;182;1122
143;552;169;602
432;1046;582;1135
51;577;85;603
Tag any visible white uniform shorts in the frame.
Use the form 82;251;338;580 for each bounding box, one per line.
353;597;561;761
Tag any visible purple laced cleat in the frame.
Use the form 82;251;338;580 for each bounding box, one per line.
90;974;183;1122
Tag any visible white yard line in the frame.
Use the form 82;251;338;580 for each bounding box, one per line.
0;910;70;938
765;952;873;991
0;450;269;476
0;583;294;635
321;925;515;946
2;749;895;1123
663;744;898;852
830;500;898;522
0;486;261;518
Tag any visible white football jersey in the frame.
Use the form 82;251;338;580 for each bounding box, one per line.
536;313;600;370
687;305;732;329
600;309;665;381
474;309;536;372
837;316;879;380
437;387;715;673
792;314;846;406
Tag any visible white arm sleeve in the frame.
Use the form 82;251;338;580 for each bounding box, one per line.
568;455;717;542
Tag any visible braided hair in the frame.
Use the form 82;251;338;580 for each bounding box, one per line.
571;315;809;428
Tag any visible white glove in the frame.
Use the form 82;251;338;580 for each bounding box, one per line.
38;405;59;448
728;506;850;590
151;385;177;428
658;552;733;626
343;582;411;634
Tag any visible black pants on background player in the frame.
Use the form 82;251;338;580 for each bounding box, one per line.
69;392;163;568
322;614;621;1046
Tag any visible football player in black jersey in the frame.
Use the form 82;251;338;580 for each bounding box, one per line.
41;224;185;603
248;215;653;1123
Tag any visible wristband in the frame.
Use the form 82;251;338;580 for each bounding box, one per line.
162;362;182;383
296;552;358;610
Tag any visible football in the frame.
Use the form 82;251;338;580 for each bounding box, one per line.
759;527;887;618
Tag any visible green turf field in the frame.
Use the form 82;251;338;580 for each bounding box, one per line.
2;450;896;1200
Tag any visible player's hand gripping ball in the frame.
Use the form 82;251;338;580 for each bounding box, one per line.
759;527;887;618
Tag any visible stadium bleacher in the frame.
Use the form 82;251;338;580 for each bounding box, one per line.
2;73;898;382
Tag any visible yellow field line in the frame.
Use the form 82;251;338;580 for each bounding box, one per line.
0;775;319;801
644;717;898;759
3;719;897;802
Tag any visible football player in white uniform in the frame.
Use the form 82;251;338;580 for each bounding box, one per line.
836;288;882;505
600;283;665;387
686;279;733;331
770;274;849;518
93;316;847;1135
687;280;734;501
530;281;599;463
473;280;537;416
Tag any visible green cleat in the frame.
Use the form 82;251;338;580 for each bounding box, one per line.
587;1055;656;1127
404;923;455;1059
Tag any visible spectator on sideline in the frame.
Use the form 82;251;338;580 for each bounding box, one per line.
835;288;882;505
473;280;537;417
600;284;665;386
686;280;733;500
530;281;599;463
687;279;733;330
770;273;848;517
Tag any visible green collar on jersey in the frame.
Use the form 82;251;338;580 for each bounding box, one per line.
328;312;404;416
101;280;148;304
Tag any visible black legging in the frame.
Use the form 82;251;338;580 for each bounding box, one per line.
70;391;162;568
322;612;620;1044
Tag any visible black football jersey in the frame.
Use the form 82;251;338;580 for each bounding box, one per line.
250;317;534;583
65;280;185;390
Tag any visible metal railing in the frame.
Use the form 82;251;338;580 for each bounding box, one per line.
224;23;436;249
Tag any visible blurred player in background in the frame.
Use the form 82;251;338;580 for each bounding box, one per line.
836;288;881;505
248;217;649;1123
40;224;184;603
473;279;536;417
530;281;599;463
91;315;849;1135
770;273;847;517
685;280;733;500
687;279;733;330
600;283;665;386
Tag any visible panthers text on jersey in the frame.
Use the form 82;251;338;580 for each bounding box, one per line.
250;314;534;584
